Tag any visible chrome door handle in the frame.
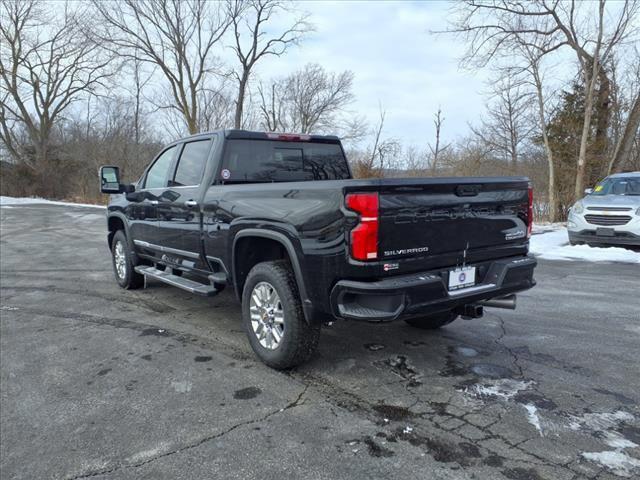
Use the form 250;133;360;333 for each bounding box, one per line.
184;200;198;208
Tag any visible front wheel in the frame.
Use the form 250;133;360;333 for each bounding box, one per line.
111;230;144;290
404;311;458;330
242;261;320;369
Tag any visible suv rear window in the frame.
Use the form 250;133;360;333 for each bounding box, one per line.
219;140;349;183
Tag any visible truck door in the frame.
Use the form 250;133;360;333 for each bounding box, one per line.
128;144;178;259
155;137;214;272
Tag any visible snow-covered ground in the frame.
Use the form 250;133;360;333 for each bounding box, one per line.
531;223;640;264
0;196;104;209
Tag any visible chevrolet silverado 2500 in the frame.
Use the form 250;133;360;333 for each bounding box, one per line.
100;130;537;368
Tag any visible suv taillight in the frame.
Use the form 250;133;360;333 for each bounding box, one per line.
345;192;379;261
527;185;534;238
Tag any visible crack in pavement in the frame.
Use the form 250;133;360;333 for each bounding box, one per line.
491;312;525;379
1;305;609;478
64;384;309;479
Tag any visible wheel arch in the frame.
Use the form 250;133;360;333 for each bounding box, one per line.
107;213;139;264
232;229;311;322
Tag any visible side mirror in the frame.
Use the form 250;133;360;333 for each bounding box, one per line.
584;188;593;195
100;165;122;194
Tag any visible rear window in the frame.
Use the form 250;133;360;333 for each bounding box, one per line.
219;140;349;183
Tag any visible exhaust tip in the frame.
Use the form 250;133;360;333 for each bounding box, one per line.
478;294;517;310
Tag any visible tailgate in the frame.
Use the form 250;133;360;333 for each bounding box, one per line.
375;178;531;261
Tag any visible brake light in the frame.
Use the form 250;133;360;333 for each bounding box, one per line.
266;133;311;142
345;192;379;261
527;185;534;238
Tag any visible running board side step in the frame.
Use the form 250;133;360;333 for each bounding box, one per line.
135;266;218;296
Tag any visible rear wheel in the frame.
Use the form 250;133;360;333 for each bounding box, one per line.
111;230;144;290
404;311;458;330
242;261;320;369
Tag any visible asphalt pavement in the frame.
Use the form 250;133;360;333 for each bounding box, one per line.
1;203;639;480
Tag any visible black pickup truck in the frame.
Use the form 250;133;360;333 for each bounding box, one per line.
100;130;536;368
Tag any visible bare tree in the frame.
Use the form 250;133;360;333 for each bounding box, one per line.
257;63;354;134
228;0;312;129
257;77;288;132
428;107;451;174
92;0;230;134
287;64;354;133
448;0;640;201
198;87;236;132
471;71;535;170
0;0;113;182
361;106;400;175
520;44;558;221
609;49;640;173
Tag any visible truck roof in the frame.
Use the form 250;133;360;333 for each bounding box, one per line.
174;129;341;144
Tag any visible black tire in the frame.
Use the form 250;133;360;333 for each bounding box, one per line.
242;261;320;369
111;230;144;290
404;311;458;330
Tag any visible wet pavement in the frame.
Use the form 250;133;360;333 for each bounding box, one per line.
1;203;639;479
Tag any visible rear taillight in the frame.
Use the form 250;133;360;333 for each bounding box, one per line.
345;192;379;261
527;185;534;238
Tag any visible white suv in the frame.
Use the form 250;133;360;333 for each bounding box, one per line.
568;172;640;247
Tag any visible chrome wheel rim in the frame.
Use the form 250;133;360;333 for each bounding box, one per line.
114;241;126;279
249;281;284;350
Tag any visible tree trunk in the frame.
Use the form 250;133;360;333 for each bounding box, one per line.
234;74;248;129
608;91;640;173
533;76;557;222
575;75;597;201
593;70;611;164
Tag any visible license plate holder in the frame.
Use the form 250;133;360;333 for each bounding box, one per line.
596;227;615;237
448;266;476;290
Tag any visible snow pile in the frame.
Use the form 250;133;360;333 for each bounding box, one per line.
572;410;640;477
523;404;544;436
463;378;533;401
530;226;640;264
0;196;104;209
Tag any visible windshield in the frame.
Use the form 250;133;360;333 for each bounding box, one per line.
591;177;640;196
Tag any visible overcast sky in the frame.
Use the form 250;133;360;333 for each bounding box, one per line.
252;0;489;148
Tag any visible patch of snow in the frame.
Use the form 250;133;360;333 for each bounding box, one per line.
571;410;639;476
567;411;634;432
463;379;533;401
529;228;640;264
0;196;105;209
581;450;640;478
532;222;566;234
603;432;638;450
403;426;413;434
524;404;544;436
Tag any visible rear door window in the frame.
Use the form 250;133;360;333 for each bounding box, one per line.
172;139;212;187
220;140;349;183
144;146;177;189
